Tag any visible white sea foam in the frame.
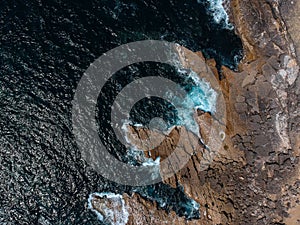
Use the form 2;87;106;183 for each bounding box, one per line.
121;121;162;170
119;64;217;168
197;0;233;29
126;145;160;166
191;199;201;211
88;192;129;225
165;70;217;137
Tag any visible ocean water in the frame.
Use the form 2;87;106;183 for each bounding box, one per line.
117;68;217;171
0;0;242;224
197;0;233;29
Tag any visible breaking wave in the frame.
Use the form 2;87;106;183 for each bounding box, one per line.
197;0;233;29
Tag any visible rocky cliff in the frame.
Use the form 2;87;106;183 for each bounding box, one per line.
90;1;300;224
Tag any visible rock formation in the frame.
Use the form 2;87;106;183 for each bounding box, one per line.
90;1;300;224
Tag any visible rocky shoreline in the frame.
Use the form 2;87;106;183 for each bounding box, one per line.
90;1;300;224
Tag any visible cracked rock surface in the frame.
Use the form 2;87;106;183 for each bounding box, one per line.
120;1;300;224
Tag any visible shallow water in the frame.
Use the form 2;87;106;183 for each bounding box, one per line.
0;0;242;224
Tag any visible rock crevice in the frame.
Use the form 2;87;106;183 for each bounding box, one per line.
90;1;300;224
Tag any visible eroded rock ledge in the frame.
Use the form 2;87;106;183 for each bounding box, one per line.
91;1;300;224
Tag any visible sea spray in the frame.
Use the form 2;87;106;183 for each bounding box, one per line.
165;70;217;137
134;184;201;219
197;0;233;29
88;192;129;225
120;70;217;170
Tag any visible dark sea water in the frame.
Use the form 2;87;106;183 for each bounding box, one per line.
0;0;242;224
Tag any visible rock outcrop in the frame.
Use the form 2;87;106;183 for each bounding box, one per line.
90;1;300;224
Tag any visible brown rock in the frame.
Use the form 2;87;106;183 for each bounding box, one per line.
116;1;300;224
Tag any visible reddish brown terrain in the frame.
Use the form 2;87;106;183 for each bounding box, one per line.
91;1;300;224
